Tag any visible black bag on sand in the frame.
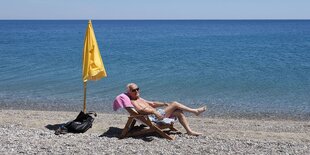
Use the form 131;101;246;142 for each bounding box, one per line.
66;111;97;133
55;111;97;135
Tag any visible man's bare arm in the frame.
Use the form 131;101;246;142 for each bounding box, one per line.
152;101;169;107
130;100;145;111
142;99;168;108
131;100;163;120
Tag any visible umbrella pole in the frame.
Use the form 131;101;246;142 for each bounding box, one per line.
83;81;87;113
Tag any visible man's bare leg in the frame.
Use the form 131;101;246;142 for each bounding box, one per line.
196;106;207;116
165;101;207;117
173;110;202;136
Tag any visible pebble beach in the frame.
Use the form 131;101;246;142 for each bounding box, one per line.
0;110;309;154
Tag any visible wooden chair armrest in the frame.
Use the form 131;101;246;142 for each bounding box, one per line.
129;115;148;118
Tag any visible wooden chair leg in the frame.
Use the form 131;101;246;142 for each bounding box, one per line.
170;126;178;132
120;117;135;138
121;115;176;140
130;119;136;130
151;125;175;140
144;117;174;140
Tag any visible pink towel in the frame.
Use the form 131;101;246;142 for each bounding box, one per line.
113;93;134;111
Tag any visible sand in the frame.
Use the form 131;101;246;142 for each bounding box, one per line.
0;109;309;154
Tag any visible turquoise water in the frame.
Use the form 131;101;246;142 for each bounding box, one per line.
0;20;309;119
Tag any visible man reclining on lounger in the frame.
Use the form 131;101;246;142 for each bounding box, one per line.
125;83;206;136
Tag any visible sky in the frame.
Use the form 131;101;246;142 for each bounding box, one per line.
0;0;309;20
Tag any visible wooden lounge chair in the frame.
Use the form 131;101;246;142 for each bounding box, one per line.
120;107;179;140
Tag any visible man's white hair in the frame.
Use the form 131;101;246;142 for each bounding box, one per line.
126;83;137;92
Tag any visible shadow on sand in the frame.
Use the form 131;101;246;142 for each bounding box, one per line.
45;123;66;131
99;126;181;142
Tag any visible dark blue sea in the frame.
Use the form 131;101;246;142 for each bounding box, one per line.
0;20;309;120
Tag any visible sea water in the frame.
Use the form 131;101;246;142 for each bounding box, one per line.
0;20;309;119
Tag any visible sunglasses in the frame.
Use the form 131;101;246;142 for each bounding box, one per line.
131;88;139;92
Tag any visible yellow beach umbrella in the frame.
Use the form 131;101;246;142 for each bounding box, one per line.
82;20;107;112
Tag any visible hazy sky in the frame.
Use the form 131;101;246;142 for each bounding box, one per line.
1;0;309;19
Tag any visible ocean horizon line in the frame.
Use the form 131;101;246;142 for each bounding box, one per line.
0;19;310;21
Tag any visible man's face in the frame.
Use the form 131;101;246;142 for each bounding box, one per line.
128;84;140;98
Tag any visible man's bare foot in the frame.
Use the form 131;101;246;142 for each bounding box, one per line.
187;131;203;136
195;106;207;116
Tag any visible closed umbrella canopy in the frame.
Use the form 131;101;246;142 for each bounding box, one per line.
82;20;107;82
82;20;107;112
